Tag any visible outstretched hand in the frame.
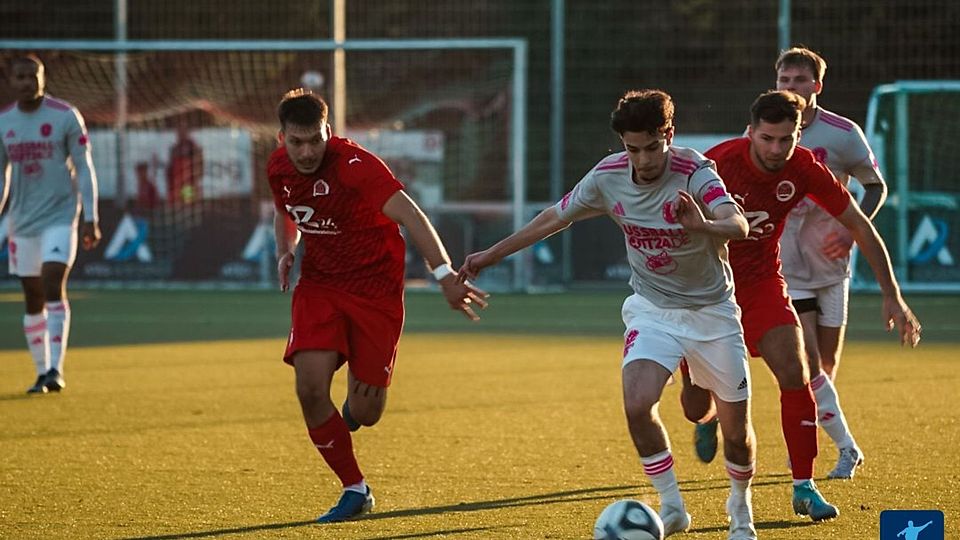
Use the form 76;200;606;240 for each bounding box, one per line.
457;249;501;283
674;190;707;231
439;272;489;321
882;296;922;347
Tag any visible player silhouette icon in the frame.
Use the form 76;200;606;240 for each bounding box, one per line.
898;520;934;540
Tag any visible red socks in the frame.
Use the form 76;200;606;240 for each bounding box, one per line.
308;411;364;487
780;385;819;480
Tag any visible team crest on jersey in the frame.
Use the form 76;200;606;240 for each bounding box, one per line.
78;134;88;146
645;250;678;275
812;147;828;163
776;180;796;202
312;179;330;197
5;129;14;138
40;123;52;137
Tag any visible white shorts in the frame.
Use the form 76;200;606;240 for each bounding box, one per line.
621;294;750;403
788;279;849;327
8;225;78;277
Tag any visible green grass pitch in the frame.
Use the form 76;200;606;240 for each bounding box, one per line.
0;290;957;539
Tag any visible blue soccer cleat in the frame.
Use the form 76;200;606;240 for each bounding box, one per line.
792;480;839;522
694;417;720;463
316;486;375;523
341;399;361;432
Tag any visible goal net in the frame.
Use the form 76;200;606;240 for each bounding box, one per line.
852;81;960;292
0;40;532;290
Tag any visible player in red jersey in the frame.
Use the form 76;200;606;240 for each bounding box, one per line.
678;91;921;523
268;89;488;523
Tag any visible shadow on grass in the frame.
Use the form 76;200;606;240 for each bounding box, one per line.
119;475;805;540
692;518;817;535
120;484;639;540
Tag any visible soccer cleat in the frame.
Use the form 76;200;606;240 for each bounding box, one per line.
316;486;374;523
660;504;692;537
44;369;65;392
26;375;48;394
792;480;839;522
726;489;758;540
827;446;863;480
694;417;720;463
341;399;360;432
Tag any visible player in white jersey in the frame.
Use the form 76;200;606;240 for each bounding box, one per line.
0;55;100;394
458;90;758;539
777;47;886;479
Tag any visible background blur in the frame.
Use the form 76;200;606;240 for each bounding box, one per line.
1;0;958;290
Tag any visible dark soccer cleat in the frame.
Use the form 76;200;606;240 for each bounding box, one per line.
316;486;375;523
694;417;720;463
44;368;65;392
27;375;48;394
341;399;361;432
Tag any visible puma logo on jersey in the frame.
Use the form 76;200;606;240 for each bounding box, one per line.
282;186;291;198
314;440;334;449
348;155;362;165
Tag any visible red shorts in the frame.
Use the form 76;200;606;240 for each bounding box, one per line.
736;276;800;357
284;282;405;387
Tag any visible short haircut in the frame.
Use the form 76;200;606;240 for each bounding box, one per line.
610;89;674;136
775;47;827;82
7;53;43;74
277;88;328;129
750;90;807;127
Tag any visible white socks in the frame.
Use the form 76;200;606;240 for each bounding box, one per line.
45;301;70;372
811;372;856;449
23;312;49;376
642;449;683;509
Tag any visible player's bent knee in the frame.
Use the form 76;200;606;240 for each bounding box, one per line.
680;389;714;423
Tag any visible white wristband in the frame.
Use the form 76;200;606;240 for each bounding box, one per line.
431;263;454;281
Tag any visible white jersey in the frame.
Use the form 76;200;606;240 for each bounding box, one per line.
780;107;880;289
0;95;99;237
555;146;738;309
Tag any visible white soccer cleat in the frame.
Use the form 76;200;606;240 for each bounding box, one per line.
726;489;757;540
660;504;691;537
827;446;864;480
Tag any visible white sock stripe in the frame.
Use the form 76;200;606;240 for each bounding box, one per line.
810;373;827;391
24;321;47;334
726;467;754;480
45;302;68;313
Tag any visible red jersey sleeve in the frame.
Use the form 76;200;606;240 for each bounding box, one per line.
797;149;851;217
266;147;290;213
355;155;405;213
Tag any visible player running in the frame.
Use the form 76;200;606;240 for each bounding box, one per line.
460;90;759;539
0;54;101;394
678;90;921;523
268;89;488;523
775;46;887;479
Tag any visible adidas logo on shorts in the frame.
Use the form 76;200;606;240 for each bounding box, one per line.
737;377;748;390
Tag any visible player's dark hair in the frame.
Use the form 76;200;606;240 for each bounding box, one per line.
277;88;328;130
775;46;827;82
750;90;806;127
610;89;674;136
6;53;43;74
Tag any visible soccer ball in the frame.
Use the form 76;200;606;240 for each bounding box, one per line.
299;70;325;90
593;499;664;540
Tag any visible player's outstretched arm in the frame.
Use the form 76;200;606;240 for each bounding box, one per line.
382;190;489;321
274;210;300;292
835;199;921;347
68;109;101;250
675;193;747;240
458;206;571;282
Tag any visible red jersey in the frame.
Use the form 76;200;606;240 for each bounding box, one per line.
705;137;851;284
267;137;406;298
